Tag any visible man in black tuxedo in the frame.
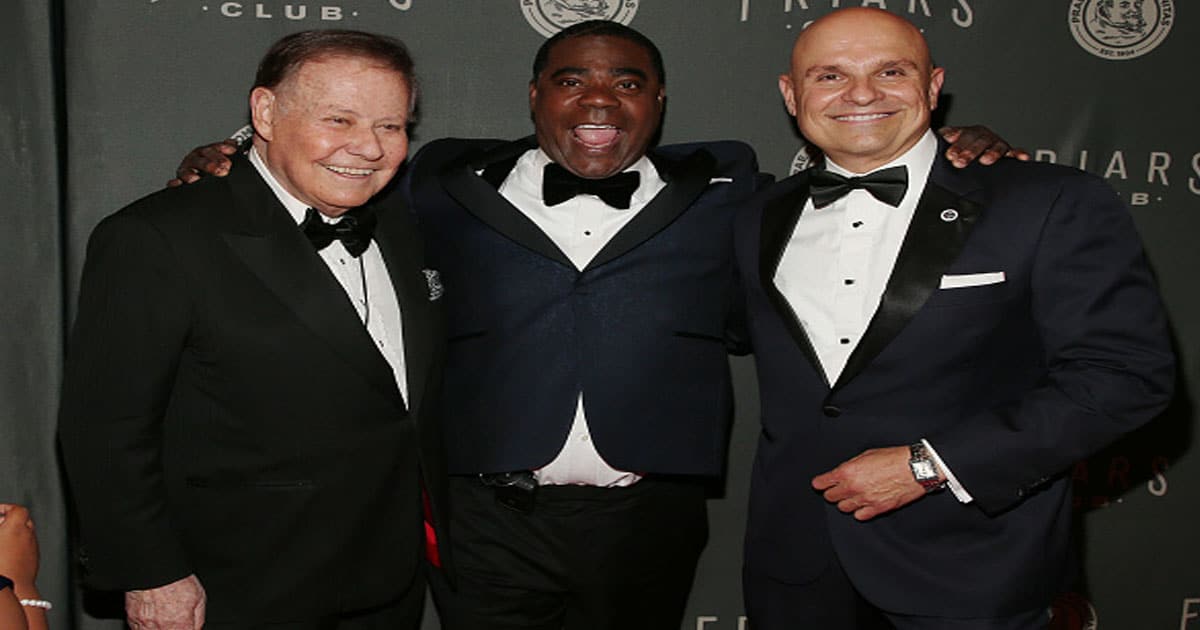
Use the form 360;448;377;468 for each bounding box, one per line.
58;30;449;629
735;8;1175;629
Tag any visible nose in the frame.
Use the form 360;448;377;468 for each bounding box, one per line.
347;126;385;161
579;83;619;109
842;76;882;106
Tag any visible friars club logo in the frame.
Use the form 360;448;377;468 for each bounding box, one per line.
789;143;818;174
1069;0;1174;60
520;0;638;38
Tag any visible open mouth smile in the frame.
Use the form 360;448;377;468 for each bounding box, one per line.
572;124;623;150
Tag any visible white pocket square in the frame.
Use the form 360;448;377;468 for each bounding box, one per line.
939;272;1005;289
708;177;733;184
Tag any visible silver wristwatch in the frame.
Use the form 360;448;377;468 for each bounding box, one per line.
909;442;946;493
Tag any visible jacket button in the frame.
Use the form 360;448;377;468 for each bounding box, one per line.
822;405;842;418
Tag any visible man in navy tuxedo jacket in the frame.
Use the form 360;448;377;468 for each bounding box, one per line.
735;8;1175;630
399;22;760;630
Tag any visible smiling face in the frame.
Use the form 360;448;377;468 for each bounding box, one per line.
530;34;665;179
779;8;944;173
251;55;411;217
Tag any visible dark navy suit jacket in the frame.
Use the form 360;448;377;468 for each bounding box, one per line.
402;136;761;476
734;143;1174;616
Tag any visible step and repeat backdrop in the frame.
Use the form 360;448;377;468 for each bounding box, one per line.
61;1;1196;628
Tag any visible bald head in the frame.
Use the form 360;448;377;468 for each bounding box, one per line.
779;8;944;172
792;9;933;76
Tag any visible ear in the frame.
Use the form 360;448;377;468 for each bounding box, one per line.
778;74;798;117
250;86;278;143
528;81;538;115
655;86;665;111
927;67;946;111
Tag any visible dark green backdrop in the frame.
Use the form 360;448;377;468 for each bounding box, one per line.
2;1;1195;628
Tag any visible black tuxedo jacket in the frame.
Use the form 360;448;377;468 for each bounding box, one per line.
59;155;449;624
734;145;1174;616
401;136;763;476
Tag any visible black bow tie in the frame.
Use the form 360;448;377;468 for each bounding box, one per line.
300;206;377;258
809;165;909;209
542;163;640;210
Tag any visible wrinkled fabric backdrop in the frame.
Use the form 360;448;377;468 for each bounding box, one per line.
1;1;1195;628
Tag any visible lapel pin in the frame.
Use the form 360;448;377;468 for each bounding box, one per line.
422;269;444;301
940;209;959;222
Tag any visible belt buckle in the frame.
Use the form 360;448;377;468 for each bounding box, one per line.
480;471;537;514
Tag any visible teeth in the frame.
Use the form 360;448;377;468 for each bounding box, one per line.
324;165;375;176
836;113;891;121
574;124;620;147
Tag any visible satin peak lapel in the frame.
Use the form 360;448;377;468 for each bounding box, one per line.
833;166;983;391
758;172;829;387
439;137;574;268
220;163;401;403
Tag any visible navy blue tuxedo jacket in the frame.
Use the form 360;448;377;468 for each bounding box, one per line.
60;155;450;623
402;136;761;476
734;145;1174;616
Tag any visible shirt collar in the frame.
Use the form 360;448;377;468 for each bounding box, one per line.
510;148;665;208
823;130;938;208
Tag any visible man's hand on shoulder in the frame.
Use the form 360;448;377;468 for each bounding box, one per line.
166;140;239;188
126;574;206;630
938;125;1031;169
811;446;931;521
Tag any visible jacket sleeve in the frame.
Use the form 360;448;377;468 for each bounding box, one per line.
930;172;1176;514
58;209;195;591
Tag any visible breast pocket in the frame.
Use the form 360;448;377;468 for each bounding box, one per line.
922;281;1019;309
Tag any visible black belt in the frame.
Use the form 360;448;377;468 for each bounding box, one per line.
479;471;538;513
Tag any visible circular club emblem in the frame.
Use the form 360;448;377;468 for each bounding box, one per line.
1069;0;1173;60
789;143;819;174
521;0;638;38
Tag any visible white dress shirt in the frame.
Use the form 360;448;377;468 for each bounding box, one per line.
249;147;409;402
497;148;666;487
773;131;972;502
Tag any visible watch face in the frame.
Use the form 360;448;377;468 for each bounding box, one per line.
913;460;937;479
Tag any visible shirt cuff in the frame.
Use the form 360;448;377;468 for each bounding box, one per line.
921;438;973;503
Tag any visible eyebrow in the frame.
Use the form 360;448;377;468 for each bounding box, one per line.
804;59;921;78
548;66;649;80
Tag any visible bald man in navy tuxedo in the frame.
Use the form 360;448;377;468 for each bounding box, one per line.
735;8;1174;630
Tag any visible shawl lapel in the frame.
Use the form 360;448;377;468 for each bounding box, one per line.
438;137;718;272
439;136;574;268
584;147;716;271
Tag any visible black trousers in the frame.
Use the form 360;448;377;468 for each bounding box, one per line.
745;558;1049;630
204;572;425;630
431;475;709;630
